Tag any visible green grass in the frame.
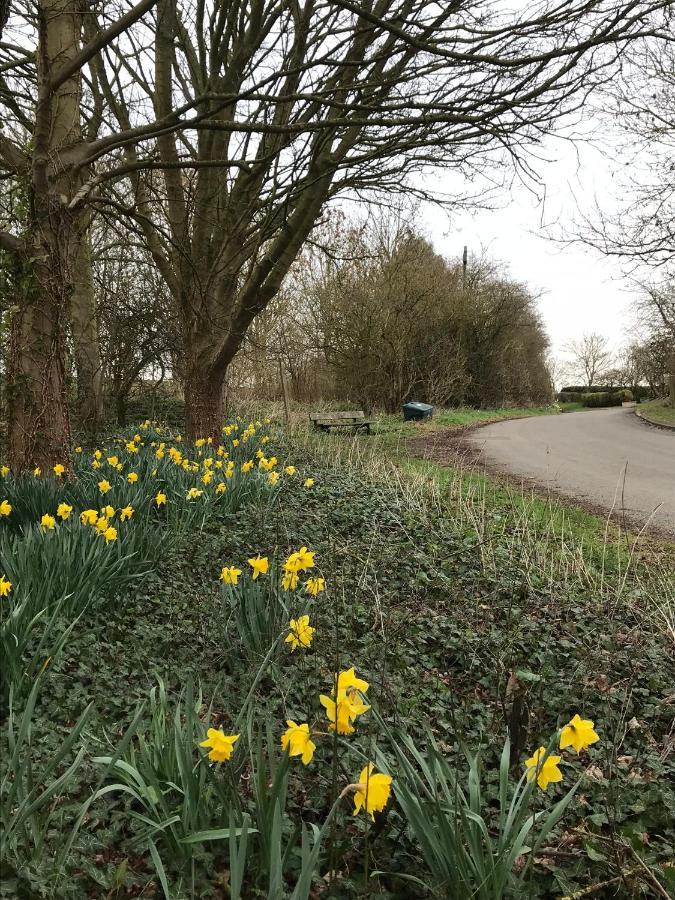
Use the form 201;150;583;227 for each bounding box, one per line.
638;397;675;427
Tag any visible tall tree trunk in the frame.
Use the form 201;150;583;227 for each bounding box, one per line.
184;358;226;442
71;234;103;439
7;0;83;471
7;221;73;470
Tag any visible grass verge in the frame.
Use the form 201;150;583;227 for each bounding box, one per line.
638;398;675;427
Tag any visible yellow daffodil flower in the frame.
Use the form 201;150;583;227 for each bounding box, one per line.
268;471;280;486
248;555;269;579
281;570;299;591
242;460;254;473
285;615;315;652
155;492;167;507
107;456;119;467
57;502;73;520
304;478;314;488
202;472;213;485
285;547;315;574
80;509;98;526
75;446;82;453
41;513;56;531
559;715;599;754
92;460;102;469
120;505;134;522
220;565;242;585
98;479;111;494
53;463;65;477
284;465;296;476
127;472;138;483
215;481;226;494
353;764;392;820
101;505;115;519
103;526;117;544
126;441;138;453
34;467;41;477
199;728;239;762
525;747;563;791
0;574;11;597
281;721;316;765
186;488;203;499
95;516;109;533
0;466;9;477
305;577;325;597
319;668;370;734
0;500;11;517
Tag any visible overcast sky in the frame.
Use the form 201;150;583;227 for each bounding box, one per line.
417;131;639;361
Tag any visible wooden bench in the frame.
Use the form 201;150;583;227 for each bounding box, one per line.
310;410;371;434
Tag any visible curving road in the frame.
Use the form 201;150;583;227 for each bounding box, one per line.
465;408;675;533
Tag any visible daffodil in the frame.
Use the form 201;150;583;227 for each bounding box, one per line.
81;509;98;525
281;721;316;764
95;516;109;533
92;460;102;469
284;465;296;476
559;715;599;754
201;472;213;485
285;547;315;573
107;456;119;467
525;747;563;791
101;505;115;519
186;487;203;499
353;764;392;820
98;479;111;494
248;555;269;579
0;500;11;517
242;460;254;473
268;471;279;485
199;728;239;762
57;502;73;520
304;478;314;488
53;463;65;477
94;450;102;460
103;526;117;544
0;574;11;597
120;505;134;521
195;438;206;448
127;472;138;483
34;467;41;477
215;481;226;494
155;492;167;507
285;615;314;652
320;668;370;734
281;570;299;591
0;466;9;477
40;513;55;530
220;565;242;585
305;577;325;597
126;441;138;453
75;446;82;453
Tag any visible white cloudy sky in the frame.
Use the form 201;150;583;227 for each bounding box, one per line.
417;131;641;360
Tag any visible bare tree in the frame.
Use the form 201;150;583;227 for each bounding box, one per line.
0;0;672;465
585;35;675;269
565;332;614;387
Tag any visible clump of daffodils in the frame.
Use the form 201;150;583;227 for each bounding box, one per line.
525;714;600;791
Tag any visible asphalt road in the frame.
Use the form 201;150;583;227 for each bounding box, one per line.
465;408;675;533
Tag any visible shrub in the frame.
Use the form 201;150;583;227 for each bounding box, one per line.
579;391;623;408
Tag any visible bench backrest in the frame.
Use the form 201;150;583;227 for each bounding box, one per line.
310;410;366;422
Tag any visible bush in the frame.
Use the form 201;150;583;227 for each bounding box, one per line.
579;391;624;408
